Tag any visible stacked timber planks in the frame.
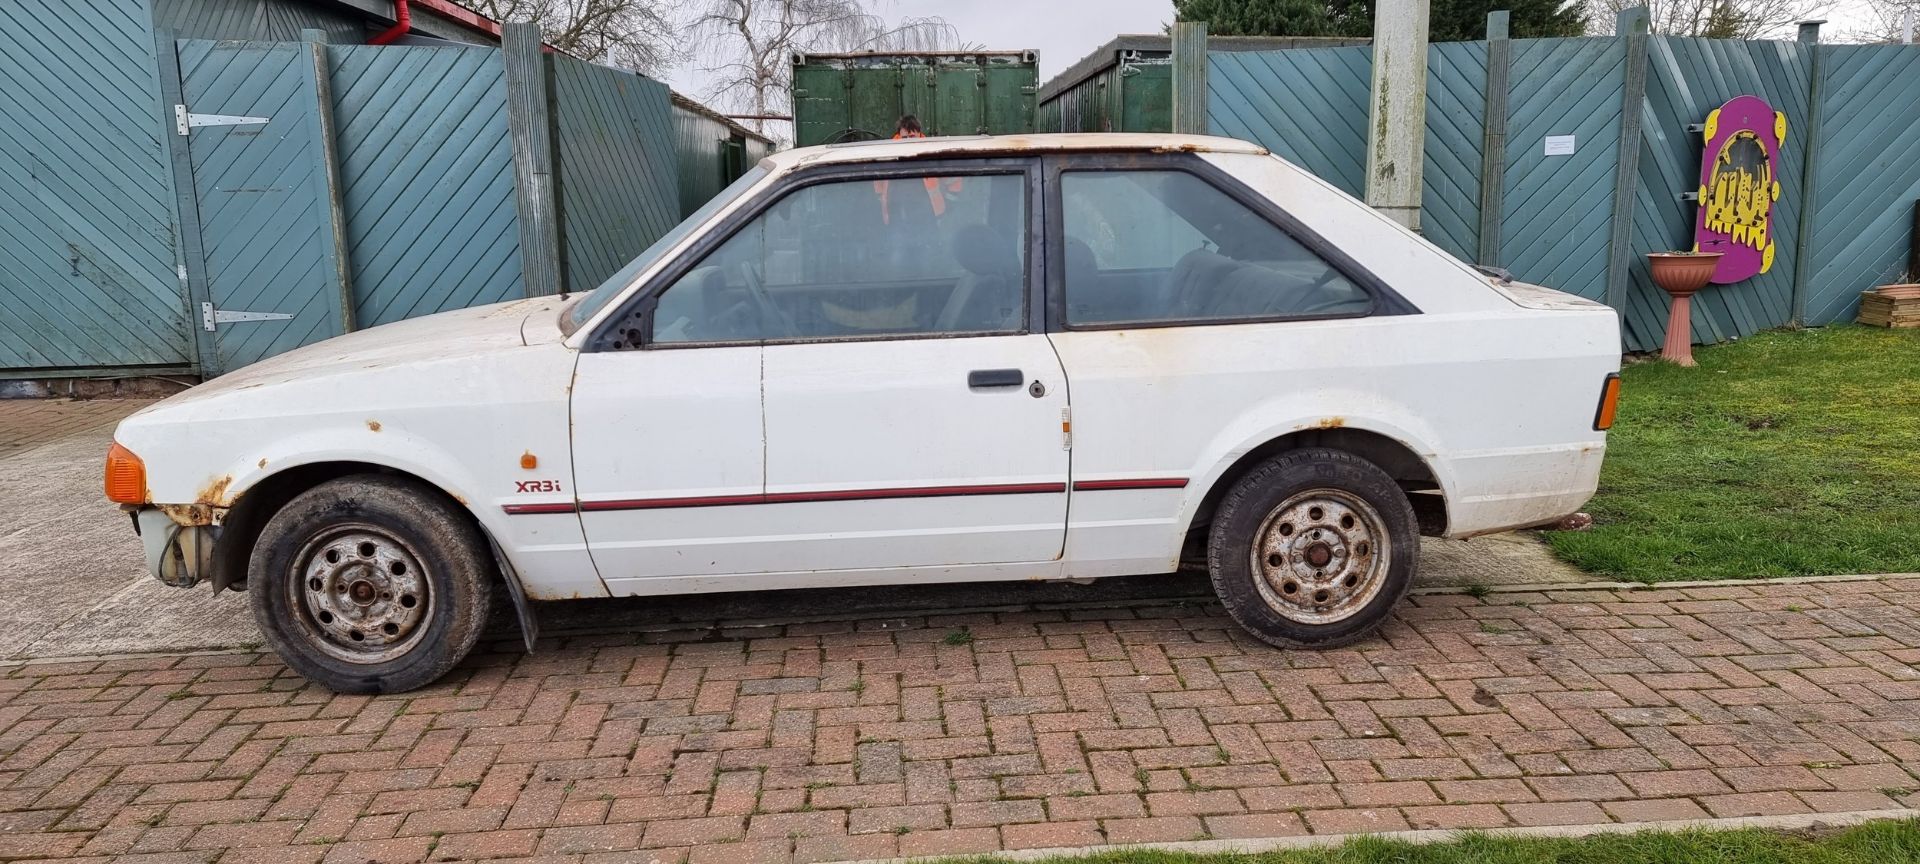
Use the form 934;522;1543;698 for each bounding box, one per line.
1858;285;1920;328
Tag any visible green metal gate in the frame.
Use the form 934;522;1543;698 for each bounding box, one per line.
172;39;348;375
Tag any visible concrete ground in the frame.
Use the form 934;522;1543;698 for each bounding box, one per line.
0;398;1582;661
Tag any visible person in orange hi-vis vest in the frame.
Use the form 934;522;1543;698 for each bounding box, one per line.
875;115;963;225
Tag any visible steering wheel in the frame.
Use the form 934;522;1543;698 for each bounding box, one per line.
735;262;796;339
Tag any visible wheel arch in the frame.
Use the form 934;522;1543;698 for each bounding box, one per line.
1178;426;1449;563
213;460;540;650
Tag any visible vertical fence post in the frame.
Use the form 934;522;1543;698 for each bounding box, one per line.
152;28;220;375
1789;20;1824;325
1171;22;1209;134
504;23;563;297
1603;7;1651;315
300;29;355;332
1366;0;1430;231
1477;11;1510;266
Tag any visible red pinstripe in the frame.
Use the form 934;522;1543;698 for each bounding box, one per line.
502;481;1070;516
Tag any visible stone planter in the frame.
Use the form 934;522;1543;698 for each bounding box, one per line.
1646;252;1723;366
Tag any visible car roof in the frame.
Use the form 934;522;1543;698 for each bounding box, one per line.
767;133;1270;171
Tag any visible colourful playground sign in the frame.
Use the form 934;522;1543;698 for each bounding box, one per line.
1694;95;1786;284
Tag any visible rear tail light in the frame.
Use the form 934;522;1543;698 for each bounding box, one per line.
1593;373;1622;431
105;442;147;504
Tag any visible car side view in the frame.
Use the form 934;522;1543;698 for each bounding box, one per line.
107;134;1623;693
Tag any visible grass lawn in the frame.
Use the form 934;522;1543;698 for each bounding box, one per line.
1544;325;1920;583
970;819;1920;863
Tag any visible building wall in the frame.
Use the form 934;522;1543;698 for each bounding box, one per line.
0;0;192;373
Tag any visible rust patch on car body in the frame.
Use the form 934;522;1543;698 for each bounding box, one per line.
158;502;216;526
1316;416;1346;429
257;458;268;469
366;420;382;432
194;474;233;509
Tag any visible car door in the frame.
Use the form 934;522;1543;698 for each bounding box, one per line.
755;160;1069;573
574;158;1069;587
1042;154;1403;579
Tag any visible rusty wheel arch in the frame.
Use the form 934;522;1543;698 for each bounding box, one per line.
215;462;539;650
1179;429;1446;567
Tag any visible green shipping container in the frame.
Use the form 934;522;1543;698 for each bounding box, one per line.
670;94;775;218
1037;35;1367;134
791;51;1038;147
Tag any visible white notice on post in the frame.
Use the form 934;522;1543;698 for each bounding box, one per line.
1543;135;1576;156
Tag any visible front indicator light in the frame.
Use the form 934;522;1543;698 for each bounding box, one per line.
1593;373;1622;431
105;442;147;504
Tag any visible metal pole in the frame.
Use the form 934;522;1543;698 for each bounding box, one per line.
1365;0;1431;230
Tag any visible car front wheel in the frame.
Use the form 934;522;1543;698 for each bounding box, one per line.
1206;447;1418;649
248;475;492;694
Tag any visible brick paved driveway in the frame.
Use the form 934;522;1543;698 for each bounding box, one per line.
3;577;1919;864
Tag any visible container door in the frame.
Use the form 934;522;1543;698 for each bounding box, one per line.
176;40;347;374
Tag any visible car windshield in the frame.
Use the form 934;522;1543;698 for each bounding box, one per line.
560;165;771;335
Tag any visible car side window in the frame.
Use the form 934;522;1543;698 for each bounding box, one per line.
1060;170;1372;327
650;172;1026;345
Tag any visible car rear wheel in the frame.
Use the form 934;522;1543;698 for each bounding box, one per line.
248;475;492;694
1206;448;1417;649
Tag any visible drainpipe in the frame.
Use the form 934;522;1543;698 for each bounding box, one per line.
369;0;411;45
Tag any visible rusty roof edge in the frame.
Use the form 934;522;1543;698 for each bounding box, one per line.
1035;33;1371;104
669;91;776;145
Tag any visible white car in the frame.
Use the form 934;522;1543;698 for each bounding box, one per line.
108;134;1621;693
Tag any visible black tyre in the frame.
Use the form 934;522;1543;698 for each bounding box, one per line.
1206;448;1418;649
248;475;492;693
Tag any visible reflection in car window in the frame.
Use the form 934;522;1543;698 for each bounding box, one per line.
650;173;1025;345
1060;171;1371;327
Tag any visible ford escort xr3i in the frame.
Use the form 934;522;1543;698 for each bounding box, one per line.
107;134;1622;693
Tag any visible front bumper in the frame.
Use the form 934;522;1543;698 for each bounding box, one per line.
133;507;219;588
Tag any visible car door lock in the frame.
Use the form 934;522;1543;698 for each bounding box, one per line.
1028;380;1047;398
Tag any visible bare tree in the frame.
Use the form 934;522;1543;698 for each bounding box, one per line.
468;0;678;73
691;0;960;141
1840;0;1917;42
1586;0;1831;37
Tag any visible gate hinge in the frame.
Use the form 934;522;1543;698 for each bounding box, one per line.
201;301;293;331
176;104;270;135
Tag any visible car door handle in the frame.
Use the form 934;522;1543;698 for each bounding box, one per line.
967;368;1024;389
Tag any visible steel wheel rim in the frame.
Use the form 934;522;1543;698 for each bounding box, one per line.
289;524;432;664
1249;488;1391;625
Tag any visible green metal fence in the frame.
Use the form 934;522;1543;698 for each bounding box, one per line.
1200;20;1920;350
0;6;751;378
550;55;681;295
1804;46;1920;325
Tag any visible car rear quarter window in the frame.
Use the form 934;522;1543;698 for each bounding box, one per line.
1060;170;1372;327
